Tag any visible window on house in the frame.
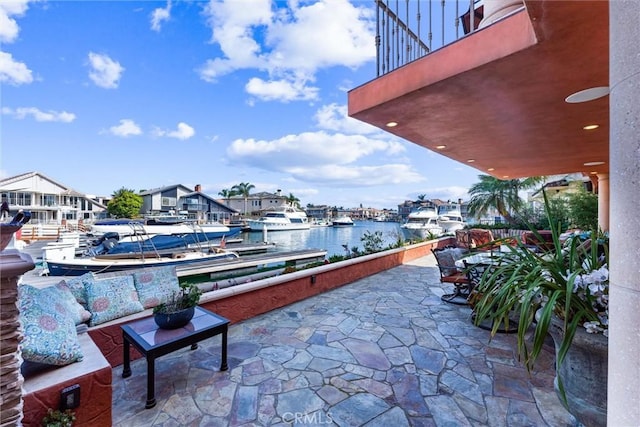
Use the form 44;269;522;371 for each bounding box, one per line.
161;197;177;207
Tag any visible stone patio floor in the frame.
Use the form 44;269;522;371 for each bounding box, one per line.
111;254;578;426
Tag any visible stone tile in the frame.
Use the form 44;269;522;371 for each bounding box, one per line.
341;338;391;370
424;395;472;427
317;385;349;405
275;388;325;417
330;393;391;426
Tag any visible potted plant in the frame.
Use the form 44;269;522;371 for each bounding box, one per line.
41;408;75;427
472;191;608;427
153;283;202;329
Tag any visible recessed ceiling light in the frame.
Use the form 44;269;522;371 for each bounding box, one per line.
584;161;605;166
502;175;509;178
583;124;599;130
565;86;609;103
386;121;398;127
590;171;598;175
467;159;475;163
487;168;495;171
436;145;446;150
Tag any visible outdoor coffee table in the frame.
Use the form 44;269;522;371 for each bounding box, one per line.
121;306;229;408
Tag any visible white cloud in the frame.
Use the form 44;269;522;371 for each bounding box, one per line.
199;0;375;102
150;1;171;32
154;122;196;140
109;119;142;137
2;106;75;122
88;52;124;89
0;0;30;43
246;76;318;102
226;130;417;187
406;186;470;202
314;103;381;135
228;131;398;166
285;164;425;186
0;51;32;85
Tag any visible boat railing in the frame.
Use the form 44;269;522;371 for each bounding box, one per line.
187;222;209;252
128;222;162;260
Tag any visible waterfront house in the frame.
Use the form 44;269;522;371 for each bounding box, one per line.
224;190;289;216
348;1;638;423
0;171;107;225
140;184;238;223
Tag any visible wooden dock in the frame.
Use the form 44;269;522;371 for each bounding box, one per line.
175;249;327;277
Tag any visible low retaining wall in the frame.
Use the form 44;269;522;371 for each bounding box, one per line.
89;238;452;367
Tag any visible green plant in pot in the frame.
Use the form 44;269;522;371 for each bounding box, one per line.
153;283;202;329
472;191;608;427
41;408;75;427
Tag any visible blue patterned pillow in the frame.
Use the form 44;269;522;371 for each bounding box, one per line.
20;283;91;325
85;275;144;326
132;266;180;309
61;272;95;308
19;286;83;366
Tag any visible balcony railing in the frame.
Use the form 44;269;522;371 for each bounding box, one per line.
375;0;484;76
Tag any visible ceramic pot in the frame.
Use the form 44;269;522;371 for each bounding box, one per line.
154;307;195;329
548;316;608;427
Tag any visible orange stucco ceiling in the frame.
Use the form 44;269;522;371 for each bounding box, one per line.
348;0;609;179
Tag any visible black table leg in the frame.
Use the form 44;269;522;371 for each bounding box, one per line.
122;337;131;378
220;325;228;371
145;357;156;409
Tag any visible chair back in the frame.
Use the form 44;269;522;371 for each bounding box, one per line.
432;246;467;276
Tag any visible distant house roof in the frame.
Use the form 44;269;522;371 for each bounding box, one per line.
182;191;240;213
139;184;193;196
1;171;72;193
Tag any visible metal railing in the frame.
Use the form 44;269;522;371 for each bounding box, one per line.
376;0;484;76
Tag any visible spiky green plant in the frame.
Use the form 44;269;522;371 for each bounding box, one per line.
472;191;608;402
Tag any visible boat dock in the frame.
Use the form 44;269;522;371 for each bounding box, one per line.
175;248;327;277
19;247;327;287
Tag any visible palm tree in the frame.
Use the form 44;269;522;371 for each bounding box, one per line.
467;175;544;224
218;188;237;206
231;182;255;216
286;193;300;208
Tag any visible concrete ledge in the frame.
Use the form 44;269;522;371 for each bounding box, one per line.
22;333;112;427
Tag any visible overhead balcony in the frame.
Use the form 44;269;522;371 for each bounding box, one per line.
349;0;609;179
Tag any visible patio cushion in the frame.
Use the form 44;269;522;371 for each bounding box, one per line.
85;275;144;326
132;266;180;309
60;272;95;308
19;285;84;366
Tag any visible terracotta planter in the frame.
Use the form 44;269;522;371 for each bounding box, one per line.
549;316;608;427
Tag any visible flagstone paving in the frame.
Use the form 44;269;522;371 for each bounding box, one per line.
111;255;578;426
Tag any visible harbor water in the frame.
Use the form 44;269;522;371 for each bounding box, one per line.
242;221;403;258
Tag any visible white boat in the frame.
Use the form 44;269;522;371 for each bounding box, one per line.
400;207;443;240
89;218;238;240
332;216;354;227
246;204;310;231
437;210;467;234
310;218;331;227
45;247;241;276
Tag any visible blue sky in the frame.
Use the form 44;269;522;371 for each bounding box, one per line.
1;0;480;209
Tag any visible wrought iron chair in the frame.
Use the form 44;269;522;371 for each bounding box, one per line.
464;259;517;333
432;246;471;305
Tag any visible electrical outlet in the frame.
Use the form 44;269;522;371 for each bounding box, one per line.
60;384;80;410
